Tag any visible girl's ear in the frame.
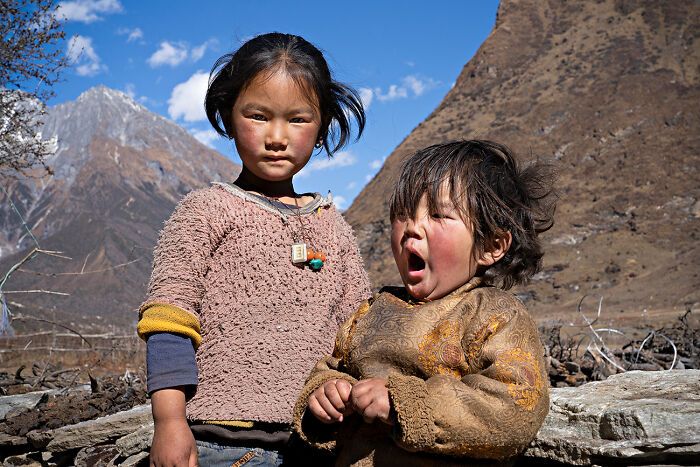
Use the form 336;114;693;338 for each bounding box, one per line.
477;230;512;267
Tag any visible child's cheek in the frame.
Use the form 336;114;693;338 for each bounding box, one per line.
429;222;471;273
295;125;321;149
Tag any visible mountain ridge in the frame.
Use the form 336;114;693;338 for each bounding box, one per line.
0;86;241;329
345;0;700;325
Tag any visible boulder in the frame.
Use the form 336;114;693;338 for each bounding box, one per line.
523;370;700;465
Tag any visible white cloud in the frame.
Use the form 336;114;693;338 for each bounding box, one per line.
148;39;216;67
375;84;408;102
128;28;143;42
57;0;122;23
347;181;357;190
365;174;373;182
66;35;106;76
374;75;440;102
359;87;373;110
192;129;219;148
191;39;217;62
191;43;207;62
369;156;386;170
117;27;143;43
167;71;208;121
333;195;347;210
297;151;357;178
148;41;188;67
124;83;136;98
402;75;438;97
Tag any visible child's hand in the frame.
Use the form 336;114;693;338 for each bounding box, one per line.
151;417;198;466
350;378;394;425
308;378;353;423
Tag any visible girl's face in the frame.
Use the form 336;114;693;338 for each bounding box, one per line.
230;71;321;183
390;184;489;301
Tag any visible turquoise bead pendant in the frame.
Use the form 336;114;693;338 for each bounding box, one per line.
309;258;324;270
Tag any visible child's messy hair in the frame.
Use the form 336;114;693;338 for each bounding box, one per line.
205;32;365;155
390;140;556;290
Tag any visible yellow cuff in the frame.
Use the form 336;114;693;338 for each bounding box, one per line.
137;303;201;348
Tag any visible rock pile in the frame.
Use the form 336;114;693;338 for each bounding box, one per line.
1;373;147;466
1;369;698;466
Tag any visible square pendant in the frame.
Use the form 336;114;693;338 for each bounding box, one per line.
291;242;307;264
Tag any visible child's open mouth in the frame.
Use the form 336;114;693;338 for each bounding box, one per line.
408;252;425;273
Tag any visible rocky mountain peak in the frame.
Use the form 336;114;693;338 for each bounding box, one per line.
346;0;699;325
0;86;240;326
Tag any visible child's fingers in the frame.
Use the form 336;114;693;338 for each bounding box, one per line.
308;394;337;423
336;379;352;403
323;383;348;413
350;387;371;412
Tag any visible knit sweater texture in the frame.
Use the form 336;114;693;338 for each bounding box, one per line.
293;277;549;466
138;183;371;424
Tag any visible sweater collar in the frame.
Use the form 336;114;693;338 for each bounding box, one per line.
212;182;333;220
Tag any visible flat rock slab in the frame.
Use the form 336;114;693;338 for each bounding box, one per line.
115;421;153;457
523;370;700;465
0;385;89;419
26;403;152;452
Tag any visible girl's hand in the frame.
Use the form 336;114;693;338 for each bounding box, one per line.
350;378;394;425
150;418;198;466
150;388;197;466
308;379;353;423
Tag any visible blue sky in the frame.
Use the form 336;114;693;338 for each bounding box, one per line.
51;0;499;209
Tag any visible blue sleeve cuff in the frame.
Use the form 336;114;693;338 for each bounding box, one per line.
146;332;198;397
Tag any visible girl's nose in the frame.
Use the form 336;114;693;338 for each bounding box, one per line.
266;121;287;151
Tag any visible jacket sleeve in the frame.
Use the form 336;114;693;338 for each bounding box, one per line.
386;301;549;460
292;301;370;450
137;188;224;348
331;207;372;326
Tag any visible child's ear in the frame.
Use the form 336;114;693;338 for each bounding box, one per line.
477;231;512;266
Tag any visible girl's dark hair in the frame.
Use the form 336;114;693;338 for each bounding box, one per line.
205;32;365;155
390;140;557;290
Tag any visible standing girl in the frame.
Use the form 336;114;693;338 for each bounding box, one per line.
137;33;371;466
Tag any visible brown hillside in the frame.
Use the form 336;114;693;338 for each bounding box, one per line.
345;0;700;326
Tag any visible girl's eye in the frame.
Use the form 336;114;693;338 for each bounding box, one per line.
290;117;306;123
251;114;266;121
431;213;445;219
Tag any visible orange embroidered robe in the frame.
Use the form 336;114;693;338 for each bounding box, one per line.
293;277;549;466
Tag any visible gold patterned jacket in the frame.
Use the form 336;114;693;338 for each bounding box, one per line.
292;277;549;466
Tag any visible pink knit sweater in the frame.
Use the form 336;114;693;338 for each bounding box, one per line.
140;183;371;424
